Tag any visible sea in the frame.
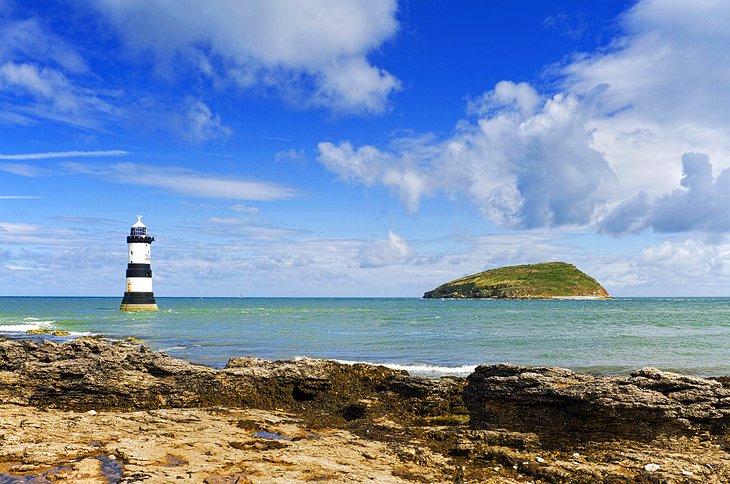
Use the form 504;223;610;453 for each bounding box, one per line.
1;296;729;377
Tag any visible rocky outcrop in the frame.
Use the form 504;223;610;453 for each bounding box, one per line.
0;338;464;422
465;364;730;446
4;337;730;482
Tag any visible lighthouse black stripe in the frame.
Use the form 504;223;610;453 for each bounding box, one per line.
121;292;156;305
127;235;155;243
126;263;152;278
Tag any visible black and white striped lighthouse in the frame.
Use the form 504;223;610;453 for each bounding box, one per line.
120;215;158;311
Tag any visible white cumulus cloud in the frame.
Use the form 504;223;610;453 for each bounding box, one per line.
319;81;617;228
92;0;400;114
319;0;730;235
601;153;730;234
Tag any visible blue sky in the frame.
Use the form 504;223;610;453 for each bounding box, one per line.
2;0;730;297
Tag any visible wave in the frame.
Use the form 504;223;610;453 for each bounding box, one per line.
0;324;45;333
0;321;90;337
294;356;476;377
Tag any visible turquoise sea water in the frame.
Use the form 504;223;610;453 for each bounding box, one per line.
1;297;729;376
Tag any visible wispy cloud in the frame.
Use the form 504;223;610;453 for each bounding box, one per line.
0;62;120;130
0;150;128;160
0;195;39;199
230;204;260;214
63;162;300;201
0;163;51;176
175;99;232;144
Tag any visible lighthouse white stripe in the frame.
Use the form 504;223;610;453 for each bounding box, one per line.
126;277;153;293
128;242;151;264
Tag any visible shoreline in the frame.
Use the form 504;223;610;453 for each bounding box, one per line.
4;329;724;378
1;336;730;482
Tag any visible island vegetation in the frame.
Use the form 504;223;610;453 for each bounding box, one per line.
423;261;609;299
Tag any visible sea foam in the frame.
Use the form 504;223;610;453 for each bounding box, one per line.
294;356;477;377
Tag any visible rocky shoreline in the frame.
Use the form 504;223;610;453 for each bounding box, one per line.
1;337;730;482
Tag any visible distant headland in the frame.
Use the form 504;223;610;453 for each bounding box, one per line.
423;261;610;299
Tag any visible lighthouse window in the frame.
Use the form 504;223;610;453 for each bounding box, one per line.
132;227;147;236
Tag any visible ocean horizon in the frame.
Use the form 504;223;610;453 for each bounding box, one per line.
2;296;729;377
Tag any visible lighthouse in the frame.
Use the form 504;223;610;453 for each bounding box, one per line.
120;215;158;311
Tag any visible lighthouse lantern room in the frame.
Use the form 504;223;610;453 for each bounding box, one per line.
120;215;158;311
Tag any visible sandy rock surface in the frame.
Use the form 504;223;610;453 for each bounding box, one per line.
0;404;448;483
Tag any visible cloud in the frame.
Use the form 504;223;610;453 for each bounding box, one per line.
0;17;88;73
63;162;300;201
274;149;305;163
0;150;126;178
0;163;52;177
0;221;75;246
559;0;730;196
542;13;588;40
206;217;304;240
319;0;730;235
0;61;119;129
92;0;400;114
176;100;232;143
608;237;730;295
0;150;127;160
230;204;259;214
602;153;730;234
358;231;412;268
319;81;617;228
48;216;121;226
0;195;39;199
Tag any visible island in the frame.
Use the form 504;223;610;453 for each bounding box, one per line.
423;261;609;299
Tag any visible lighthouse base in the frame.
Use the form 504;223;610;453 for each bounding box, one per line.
120;292;158;311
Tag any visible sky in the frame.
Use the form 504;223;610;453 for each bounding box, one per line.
2;0;730;297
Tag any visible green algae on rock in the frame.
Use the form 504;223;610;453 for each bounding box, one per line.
423;262;609;299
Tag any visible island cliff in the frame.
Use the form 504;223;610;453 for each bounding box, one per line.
423;261;609;299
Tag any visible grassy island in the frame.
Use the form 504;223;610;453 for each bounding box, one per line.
423;261;609;299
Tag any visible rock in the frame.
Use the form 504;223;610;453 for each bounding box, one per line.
3;337;730;482
464;364;730;446
25;329;71;336
644;463;660;472
385;374;466;417
0;339;403;414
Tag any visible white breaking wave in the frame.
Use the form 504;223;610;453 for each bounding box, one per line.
0;320;90;337
0;319;54;332
376;362;477;377
294;356;477;377
0;324;44;333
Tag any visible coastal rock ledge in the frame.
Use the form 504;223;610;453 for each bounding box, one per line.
2;337;730;482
